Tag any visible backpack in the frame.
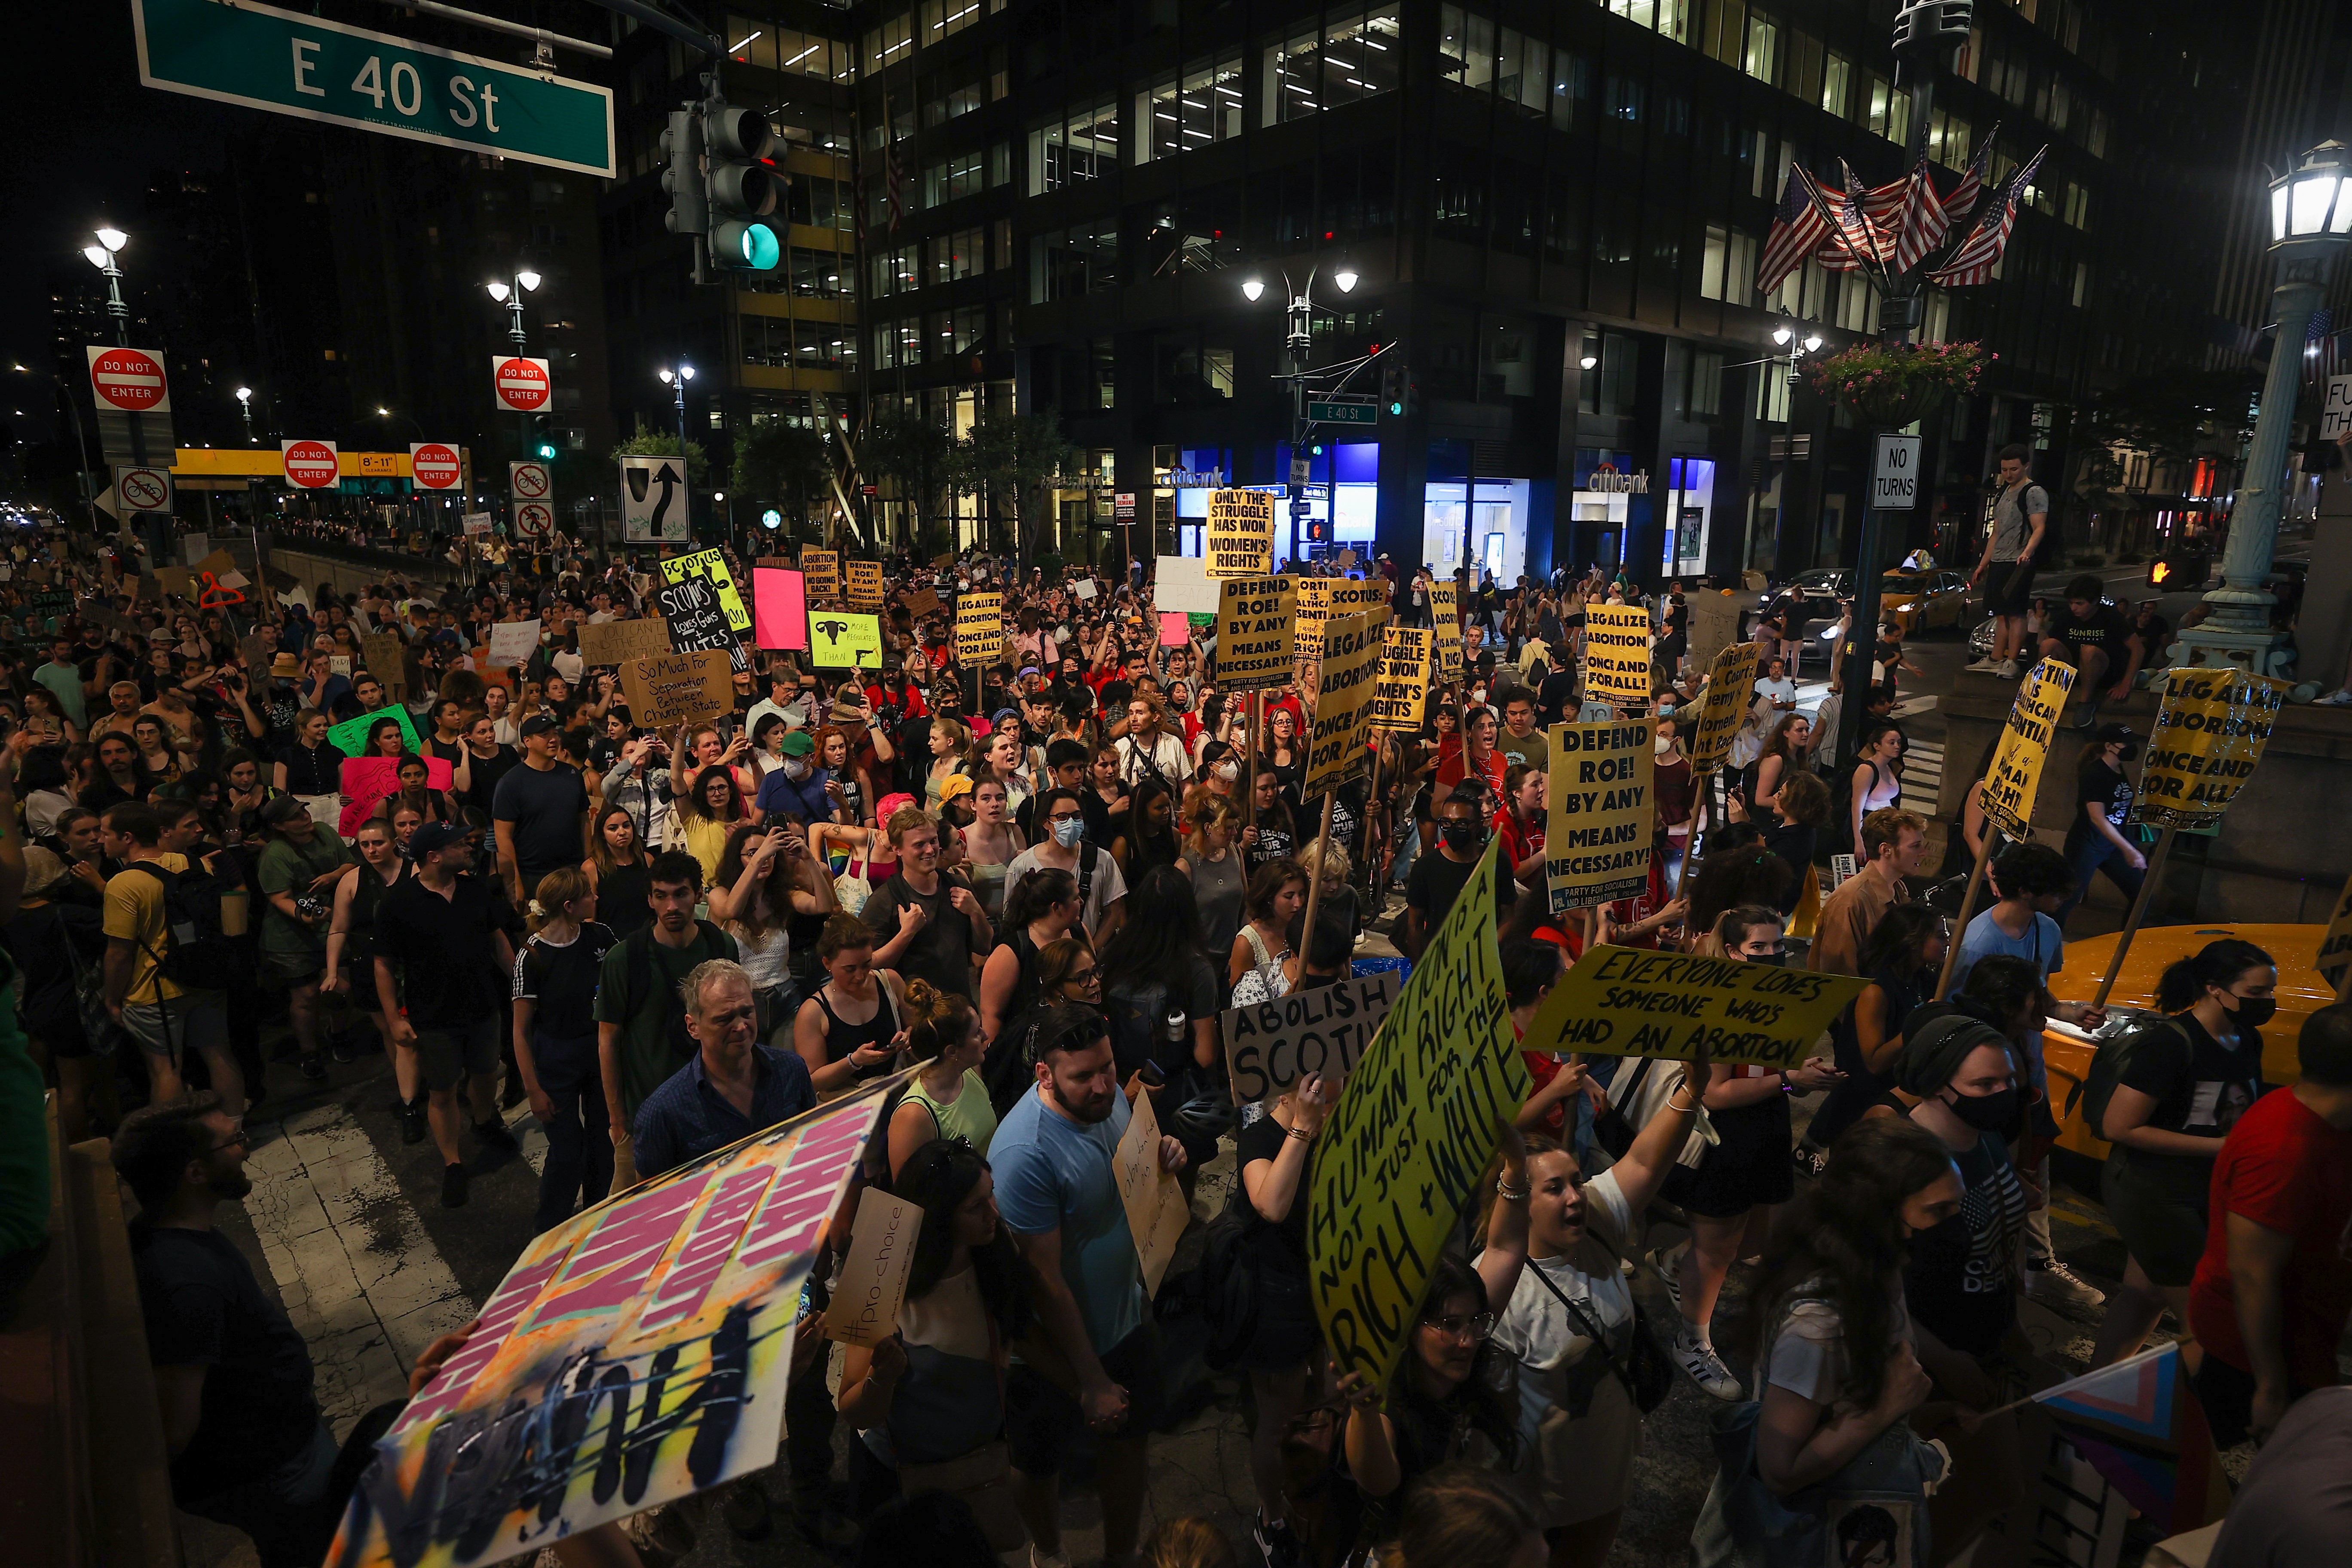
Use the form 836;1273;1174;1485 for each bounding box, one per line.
121;858;238;994
621;919;728;1072
2074;1017;2187;1148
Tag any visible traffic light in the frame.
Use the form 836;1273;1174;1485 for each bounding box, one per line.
1383;362;1405;417
534;438;560;462
704;102;781;271
661;110;707;240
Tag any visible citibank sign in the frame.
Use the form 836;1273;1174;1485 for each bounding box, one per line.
1163;469;1227;487
1580;466;1650;494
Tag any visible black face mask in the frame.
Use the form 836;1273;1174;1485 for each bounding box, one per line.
2226;994;2277;1030
1943;1086;2018;1133
1440;819;1487;853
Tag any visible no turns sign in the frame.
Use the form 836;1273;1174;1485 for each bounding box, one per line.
409;442;462;490
492;355;551;413
87;346;172;413
282;439;340;488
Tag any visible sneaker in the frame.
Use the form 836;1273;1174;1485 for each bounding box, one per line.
1644;1243;1686;1314
1254;1515;1306;1568
1671;1324;1743;1401
2320;689;2352;707
400;1098;427;1145
474;1117;521;1155
299;1053;328;1081
440;1162;468;1208
2024;1257;2107;1309
1995;658;2020;680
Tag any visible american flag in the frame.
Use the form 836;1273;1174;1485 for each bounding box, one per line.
1942;126;2000;233
1861;172;1908;227
1757;165;1830;295
1926;145;2046;288
1890;141;1953;273
1827;160;1896;269
2304;308;2341;386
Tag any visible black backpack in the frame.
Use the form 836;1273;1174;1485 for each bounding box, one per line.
2074;1017;2187;1148
121;857;238;993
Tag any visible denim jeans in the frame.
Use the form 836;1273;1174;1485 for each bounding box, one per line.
1390;818;1423;890
2058;831;2144;925
530;1031;611;1234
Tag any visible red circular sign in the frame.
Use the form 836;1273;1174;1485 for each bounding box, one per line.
410;443;462;489
90;347;169;412
493;356;551;412
283;441;340;488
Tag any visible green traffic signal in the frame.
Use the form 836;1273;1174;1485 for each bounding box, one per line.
534;441;559;461
1388;398;1405;416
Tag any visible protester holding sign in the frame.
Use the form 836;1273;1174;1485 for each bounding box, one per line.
1232;1069;1334;1566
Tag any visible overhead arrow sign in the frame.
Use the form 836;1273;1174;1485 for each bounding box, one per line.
620;456;688;542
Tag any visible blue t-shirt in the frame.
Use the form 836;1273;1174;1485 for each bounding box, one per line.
1952;907;2064;1090
991;1084;1143;1356
754;765;834;825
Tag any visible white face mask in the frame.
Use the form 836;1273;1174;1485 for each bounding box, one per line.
1654;736;1675;756
1213;761;1238;781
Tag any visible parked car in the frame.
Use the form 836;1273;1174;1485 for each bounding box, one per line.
1880;568;1979;635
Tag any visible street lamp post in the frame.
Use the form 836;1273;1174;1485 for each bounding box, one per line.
658;364;696;541
82;227;131;348
1240;266;1357;564
486;270;542;476
2177;140;2352;675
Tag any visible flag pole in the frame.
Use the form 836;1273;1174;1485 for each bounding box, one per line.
2092;826;2177;1011
1934;829;2000;1001
1298;789;1339;943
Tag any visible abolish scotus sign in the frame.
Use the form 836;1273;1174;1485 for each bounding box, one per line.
1224;971;1399;1104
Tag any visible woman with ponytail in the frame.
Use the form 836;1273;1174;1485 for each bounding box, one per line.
886;978;997;1179
511;867;620;1233
2087;937;2275;1369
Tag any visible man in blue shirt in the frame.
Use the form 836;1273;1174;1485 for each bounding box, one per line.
752;730;833;824
631;958;816;1179
993;1002;1188;1568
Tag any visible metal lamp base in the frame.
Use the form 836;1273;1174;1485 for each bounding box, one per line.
2171;621;2293;679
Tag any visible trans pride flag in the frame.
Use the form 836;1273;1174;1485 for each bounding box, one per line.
2032;1343;2231;1534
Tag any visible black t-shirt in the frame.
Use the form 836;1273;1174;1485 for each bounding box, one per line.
1537;669;1578;726
1406;846;1498;930
375;873;521;1028
493;760;591;877
1236;1112;1311;1260
133;1224;320;1503
2071;758;2133;841
514;920;621;1040
2050;602;2132;654
461;742;521;822
1755;816;1816;913
1902;1131;2027;1357
2136;614;2171;654
860;870;980;1000
2114;1014;2265;1193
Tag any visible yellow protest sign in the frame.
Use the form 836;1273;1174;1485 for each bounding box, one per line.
799;545;842;600
1309;839;1528;1388
1370;625;1433;732
1545;719;1655;910
1524;944;1872;1067
661;547;751;633
1581;602;1654;706
2134;670;2287;832
2318;875;2352;994
1302;609;1384;795
1214;576;1298;692
1978;658;2077;840
808;611;883;668
1334;575;1393;621
954;589;1004;665
1687;640;1761;776
1295;577;1332;648
845;559;885;609
1114;1088;1190;1295
1429;581;1464;676
1205;489;1275;578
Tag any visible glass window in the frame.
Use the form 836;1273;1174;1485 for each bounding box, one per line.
1929;110;1971;169
924;150;984;206
1153;331;1235;407
1029;100;1120;191
1821;51;1851;115
1031;221;1119;303
1271;8;1403;124
1743;12;1778;85
1550;46;1591;132
726;19;778;70
866;11;912;73
1689;351;1723;416
1866;75;1909;143
2064;182;2090;228
1139;50;1244;162
922;0;980;47
1700;225;1728;300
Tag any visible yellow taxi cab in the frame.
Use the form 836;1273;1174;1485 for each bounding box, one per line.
1879;568;1976;635
2042;922;2333;1159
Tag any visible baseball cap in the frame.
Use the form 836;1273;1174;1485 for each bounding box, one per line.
779;731;815;756
2093;722;2140;746
410;821;469;858
519;714;560;738
257;795;310;829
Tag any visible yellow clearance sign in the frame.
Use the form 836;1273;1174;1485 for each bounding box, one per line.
661;548;751;633
1429;581;1464;676
955;589;1003;665
1687;641;1760;776
1524;944;1872;1068
1978;658;2077;840
2134;670;2287;832
1545;719;1654;910
1303;609;1384;794
1371;625;1433;732
1309;839;1529;1390
1215;576;1298;691
1205;489;1275;578
1581;602;1654;706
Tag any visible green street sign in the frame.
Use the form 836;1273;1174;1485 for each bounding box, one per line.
1308;400;1380;426
134;0;616;177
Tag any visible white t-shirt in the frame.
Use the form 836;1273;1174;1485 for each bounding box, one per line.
1491;1168;1638;1381
1755;676;1800;710
1115;730;1192;786
1764;1289;1914;1410
1004;842;1127;938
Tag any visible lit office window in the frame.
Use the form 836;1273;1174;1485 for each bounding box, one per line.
1138;51;1244;162
1269;8;1401;125
1028;100;1120;191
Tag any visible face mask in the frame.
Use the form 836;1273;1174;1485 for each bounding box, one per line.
2226;994;2277;1029
1743;949;1787;966
1654;736;1675;756
1440;819;1486;853
1052;817;1085;848
784;758;811;779
1214;761;1238;781
1943;1086;2018;1133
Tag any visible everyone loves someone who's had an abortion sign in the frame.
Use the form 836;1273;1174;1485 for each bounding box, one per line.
326;1081;895;1568
1524;944;1870;1068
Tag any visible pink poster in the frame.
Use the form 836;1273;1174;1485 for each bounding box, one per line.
754;567;809;651
1159;611;1190;647
338;756;454;837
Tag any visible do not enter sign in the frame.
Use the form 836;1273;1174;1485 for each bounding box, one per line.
87;346;172;413
409;443;462;490
492;355;551;413
282;439;340;488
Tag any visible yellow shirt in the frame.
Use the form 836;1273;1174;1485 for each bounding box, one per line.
101;852;192;1005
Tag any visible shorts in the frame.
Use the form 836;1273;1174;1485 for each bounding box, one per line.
1005;1322;1167;1475
1983;560;2034;619
1661;1096;1794;1218
416;1017;501;1092
2100;1155;2209;1288
262;948;325;987
119;992;228;1063
1238;1240;1319;1372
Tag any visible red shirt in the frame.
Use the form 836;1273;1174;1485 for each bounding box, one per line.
1436;745;1505;802
1493;803;1543;883
2189;1087;2352;1388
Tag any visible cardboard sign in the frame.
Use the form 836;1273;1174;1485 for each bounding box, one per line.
2134;670;2287;833
1213;576;1298;692
1204;489;1275;579
955;589;1004;665
820;1187;922;1347
751;567;809;652
623;649;737;728
1309;839;1528;1390
241;631;280;676
1371;626;1433;732
1295;577;1332;650
2324;374;2352;441
358;632;407;701
1545;720;1655;910
903;587;942;620
656;579;747;672
808;612;882;669
1302;610;1384;795
1113;1086;1190;1296
1072;579;1097;601
1429;581;1464;676
332;1083;894;1568
1224;971;1399;1104
578;617;674;668
328;704;423;760
1334;575;1392;623
1525;943;1872;1067
1152;553;1221;616
799;546;842;600
1582;602;1654;706
1978;658;2077;840
662;548;752;633
845;560;885;609
1688;640;1761;777
1158;611;1191;647
487;619;542;669
2318;873;2352;992
337;756;455;837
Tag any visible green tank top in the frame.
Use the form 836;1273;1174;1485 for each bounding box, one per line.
904;1066;998;1158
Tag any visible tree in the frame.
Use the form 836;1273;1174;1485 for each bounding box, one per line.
2067;366;2259;548
962;410;1077;567
862;408;957;554
609;419;709;484
732;421;834;542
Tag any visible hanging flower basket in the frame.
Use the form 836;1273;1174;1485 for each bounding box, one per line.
1807;340;1990;428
